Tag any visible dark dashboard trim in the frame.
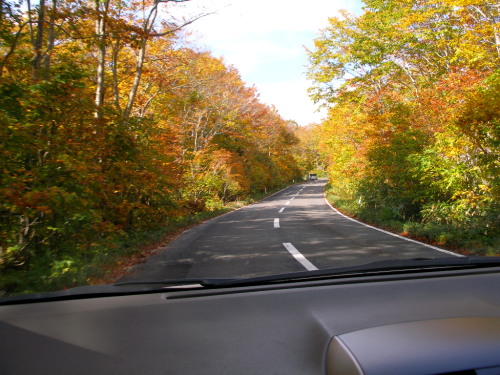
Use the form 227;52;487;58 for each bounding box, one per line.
165;266;500;300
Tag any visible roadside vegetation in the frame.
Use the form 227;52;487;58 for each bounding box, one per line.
1;0;499;296
0;0;303;295
3;183;297;295
306;0;499;256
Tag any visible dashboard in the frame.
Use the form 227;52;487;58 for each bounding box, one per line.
1;266;500;374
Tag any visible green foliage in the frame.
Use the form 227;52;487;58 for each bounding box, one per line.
0;0;303;295
308;0;499;256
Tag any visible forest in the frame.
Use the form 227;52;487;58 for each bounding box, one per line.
0;0;303;293
1;0;499;295
307;0;499;255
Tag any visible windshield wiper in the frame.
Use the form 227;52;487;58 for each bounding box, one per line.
199;256;500;288
2;257;499;305
99;256;500;290
0;278;234;305
113;278;237;288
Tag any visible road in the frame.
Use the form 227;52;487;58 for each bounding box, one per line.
121;180;459;281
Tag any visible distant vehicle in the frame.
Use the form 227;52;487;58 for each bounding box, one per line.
308;173;318;180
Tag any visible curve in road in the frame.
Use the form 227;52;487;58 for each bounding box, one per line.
121;180;459;281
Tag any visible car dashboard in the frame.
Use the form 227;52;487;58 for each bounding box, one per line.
1;266;500;374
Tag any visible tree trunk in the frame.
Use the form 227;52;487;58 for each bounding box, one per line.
41;0;56;75
123;39;147;119
32;0;45;81
94;0;110;119
111;38;123;114
123;4;158;119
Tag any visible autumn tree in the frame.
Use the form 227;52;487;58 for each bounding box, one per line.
0;0;303;294
308;0;499;250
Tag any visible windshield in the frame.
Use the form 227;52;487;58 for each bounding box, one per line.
0;0;498;298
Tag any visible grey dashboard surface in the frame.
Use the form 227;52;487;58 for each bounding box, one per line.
1;268;500;375
328;317;500;375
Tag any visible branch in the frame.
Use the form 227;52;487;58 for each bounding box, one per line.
157;0;191;3
150;11;215;37
26;19;92;40
0;21;28;77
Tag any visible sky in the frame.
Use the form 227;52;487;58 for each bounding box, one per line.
169;0;364;126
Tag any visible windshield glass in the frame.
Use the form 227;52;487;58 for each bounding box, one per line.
0;0;498;297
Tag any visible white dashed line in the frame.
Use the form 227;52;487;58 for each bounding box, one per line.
279;207;285;213
274;218;280;228
283;243;318;271
285;201;290;205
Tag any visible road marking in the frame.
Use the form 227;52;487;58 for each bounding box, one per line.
285;201;290;205
290;197;295;200
274;218;280;228
279;207;285;213
323;196;463;257
283;243;318;271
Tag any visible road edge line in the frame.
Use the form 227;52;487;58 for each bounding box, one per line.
323;194;463;258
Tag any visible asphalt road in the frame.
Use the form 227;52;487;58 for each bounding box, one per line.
121;180;459;281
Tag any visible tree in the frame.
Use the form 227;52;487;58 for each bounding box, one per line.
307;0;499;246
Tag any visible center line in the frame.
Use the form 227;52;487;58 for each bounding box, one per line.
290;197;295;200
285;201;290;205
282;243;318;271
274;218;280;228
279;207;285;213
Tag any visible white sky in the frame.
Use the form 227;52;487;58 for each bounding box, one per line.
169;0;364;126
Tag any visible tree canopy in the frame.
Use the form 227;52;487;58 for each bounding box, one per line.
307;0;499;252
0;0;303;293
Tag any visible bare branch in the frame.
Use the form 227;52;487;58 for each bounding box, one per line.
150;11;215;37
